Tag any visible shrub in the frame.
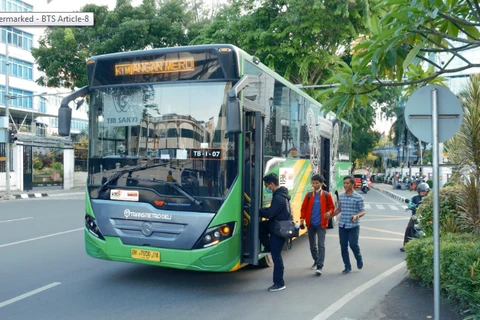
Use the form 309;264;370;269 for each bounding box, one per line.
416;185;469;236
51;161;63;172
457;176;480;234
426;179;433;188
33;157;43;170
405;234;480;318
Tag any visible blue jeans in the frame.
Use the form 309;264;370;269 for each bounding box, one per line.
308;225;326;268
338;226;362;270
259;221;286;286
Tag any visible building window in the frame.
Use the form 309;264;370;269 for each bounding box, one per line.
40;97;47;113
0;55;33;80
1;0;33;12
50;118;58;128
71;118;88;131
0;85;32;108
1;27;33;51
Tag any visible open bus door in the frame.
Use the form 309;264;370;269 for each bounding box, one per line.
241;111;270;266
320;136;335;228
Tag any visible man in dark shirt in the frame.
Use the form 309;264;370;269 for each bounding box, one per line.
259;173;291;292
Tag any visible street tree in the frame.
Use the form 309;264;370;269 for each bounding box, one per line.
192;0;376;87
318;0;476;114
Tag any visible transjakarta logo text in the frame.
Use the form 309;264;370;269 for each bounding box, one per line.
123;209;172;220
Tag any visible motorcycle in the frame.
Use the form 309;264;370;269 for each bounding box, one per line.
361;177;369;194
404;198;426;239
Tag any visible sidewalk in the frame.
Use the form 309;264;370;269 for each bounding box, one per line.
363;182;466;319
0;186;85;200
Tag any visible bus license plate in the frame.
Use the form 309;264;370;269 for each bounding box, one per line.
131;248;160;262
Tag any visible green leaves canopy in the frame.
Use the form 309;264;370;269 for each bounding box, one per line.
320;0;479;113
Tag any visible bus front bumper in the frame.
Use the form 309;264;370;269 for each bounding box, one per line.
84;228;242;272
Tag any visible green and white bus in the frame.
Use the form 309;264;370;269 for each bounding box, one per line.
58;44;352;272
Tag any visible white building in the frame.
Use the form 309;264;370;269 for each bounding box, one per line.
0;0;88;137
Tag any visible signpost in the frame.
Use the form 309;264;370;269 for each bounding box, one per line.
405;85;462;320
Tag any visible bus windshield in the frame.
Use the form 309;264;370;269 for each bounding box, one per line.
87;81;238;201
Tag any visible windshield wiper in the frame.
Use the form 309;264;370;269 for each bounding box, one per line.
98;163;167;193
126;177;203;206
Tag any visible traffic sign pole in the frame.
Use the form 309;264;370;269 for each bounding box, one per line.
405;85;462;320
432;88;440;320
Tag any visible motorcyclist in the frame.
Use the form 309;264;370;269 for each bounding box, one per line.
400;182;430;252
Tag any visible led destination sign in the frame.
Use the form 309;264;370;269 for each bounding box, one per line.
114;58;195;76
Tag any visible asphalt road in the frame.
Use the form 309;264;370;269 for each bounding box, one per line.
0;189;412;320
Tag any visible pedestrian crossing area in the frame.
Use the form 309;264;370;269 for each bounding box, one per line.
364;203;406;211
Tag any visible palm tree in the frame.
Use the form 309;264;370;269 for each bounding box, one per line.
388;104;411;166
453;74;480;233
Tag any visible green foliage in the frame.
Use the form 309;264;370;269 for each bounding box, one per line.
404;234;480;318
319;0;479;114
426;179;433;188
416;185;469;236
51;162;63;172
192;0;374;87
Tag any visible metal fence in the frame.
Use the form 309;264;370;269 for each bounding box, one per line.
0;143;14;172
75;159;88;172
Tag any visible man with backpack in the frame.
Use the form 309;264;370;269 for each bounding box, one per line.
300;174;335;275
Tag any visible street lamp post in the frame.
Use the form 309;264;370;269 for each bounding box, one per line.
4;34;12;199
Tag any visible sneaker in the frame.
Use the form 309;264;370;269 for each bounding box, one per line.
268;284;286;292
315;267;323;275
342;268;351;275
357;259;363;270
400;247;405;252
311;263;317;270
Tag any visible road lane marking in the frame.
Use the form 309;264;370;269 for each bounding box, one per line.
0;217;33;224
0;228;83;248
364;204;371;209
327;234;403;242
0;282;61;309
367;214;407;218
361;226;405;236
376;204;385;210
362;217;409;222
388;205;399;210
48;192;84;197
312;262;406;320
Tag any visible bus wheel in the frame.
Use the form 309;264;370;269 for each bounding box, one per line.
258;253;273;268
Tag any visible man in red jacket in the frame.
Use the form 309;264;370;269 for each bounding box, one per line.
300;174;335;275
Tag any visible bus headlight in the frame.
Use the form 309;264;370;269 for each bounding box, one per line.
85;214;105;240
193;222;235;249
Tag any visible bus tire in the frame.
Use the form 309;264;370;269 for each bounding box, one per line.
258;253;273;268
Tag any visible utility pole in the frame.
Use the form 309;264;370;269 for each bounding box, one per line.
4;34;12;200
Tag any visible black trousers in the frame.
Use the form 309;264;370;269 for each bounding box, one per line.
403;217;415;246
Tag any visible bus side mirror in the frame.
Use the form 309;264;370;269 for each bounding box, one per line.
57;85;89;137
58;106;72;136
226;91;241;134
